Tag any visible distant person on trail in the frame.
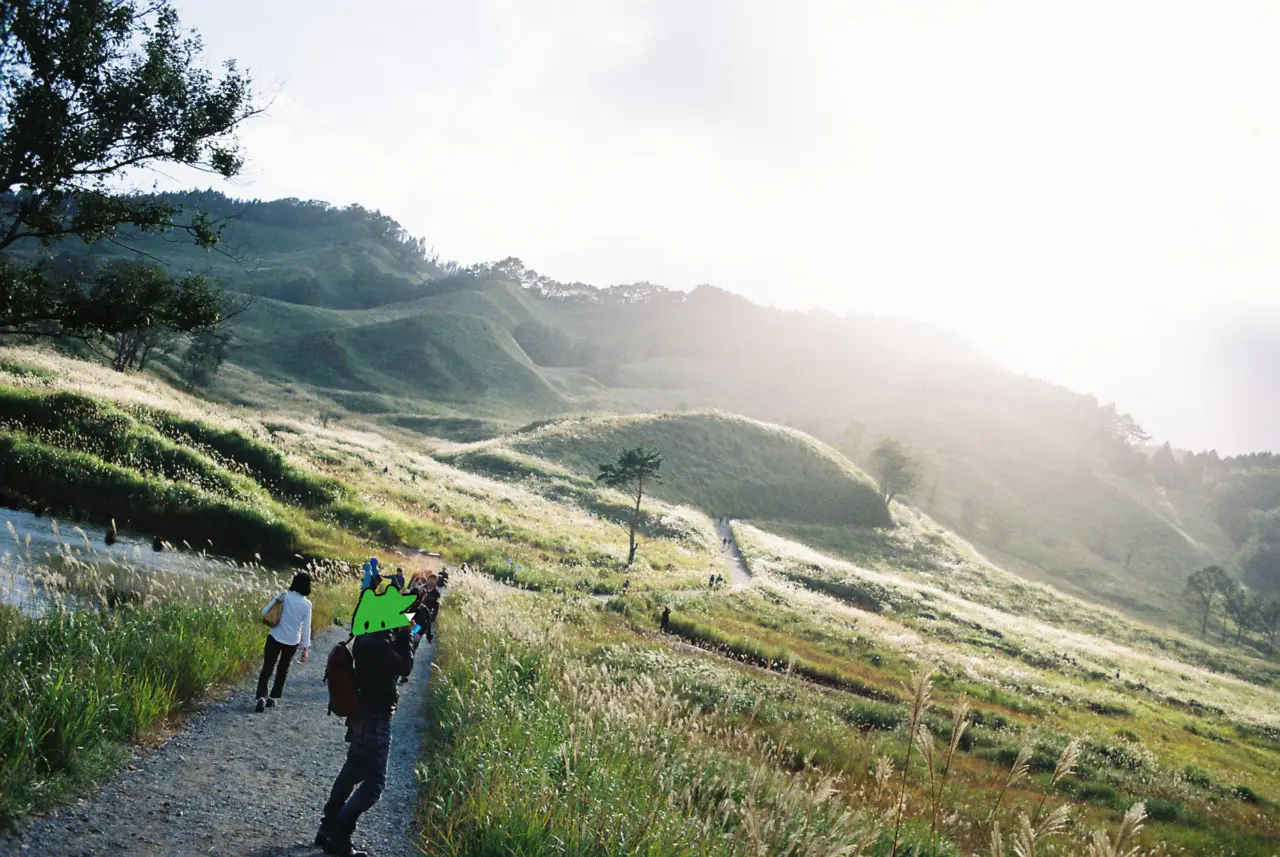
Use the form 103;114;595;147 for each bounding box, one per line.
661;606;670;632
255;572;312;713
361;558;381;590
709;573;715;588
317;626;414;857
389;567;405;592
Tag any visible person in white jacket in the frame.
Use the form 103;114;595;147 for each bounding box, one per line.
256;572;313;713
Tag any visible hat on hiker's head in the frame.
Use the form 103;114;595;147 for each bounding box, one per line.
369;557;379;570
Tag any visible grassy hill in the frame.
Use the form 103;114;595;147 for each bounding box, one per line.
3;345;1279;855
450;411;892;530
235;312;563;413
28;191;1275;621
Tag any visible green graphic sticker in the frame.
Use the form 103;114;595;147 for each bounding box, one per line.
350;585;417;636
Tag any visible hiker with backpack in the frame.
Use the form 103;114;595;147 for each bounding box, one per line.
255;572;312;713
317;617;414;856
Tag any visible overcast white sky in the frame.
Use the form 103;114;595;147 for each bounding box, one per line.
168;0;1280;453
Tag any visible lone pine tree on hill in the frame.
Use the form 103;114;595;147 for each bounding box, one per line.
597;446;663;566
0;0;258;343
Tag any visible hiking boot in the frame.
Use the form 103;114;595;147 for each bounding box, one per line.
254;697;266;713
322;837;369;857
265;698;277;709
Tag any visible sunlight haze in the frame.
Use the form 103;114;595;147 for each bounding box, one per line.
168;0;1280;453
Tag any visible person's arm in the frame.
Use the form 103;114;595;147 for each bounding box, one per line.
261;592;282;617
391;629;414;678
300;599;312;660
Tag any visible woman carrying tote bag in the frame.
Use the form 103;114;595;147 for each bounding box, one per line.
256;572;313;713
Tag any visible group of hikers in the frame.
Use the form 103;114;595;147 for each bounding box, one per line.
254;555;446;857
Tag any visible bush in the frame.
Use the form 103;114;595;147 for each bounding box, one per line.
1233;784;1261;804
1182;764;1213;789
839;699;905;732
1145;797;1182;822
1072;781;1121;806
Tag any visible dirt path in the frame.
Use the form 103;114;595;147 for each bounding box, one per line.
0;626;432;857
715;520;752;587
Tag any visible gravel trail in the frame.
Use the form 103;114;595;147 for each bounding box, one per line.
0;626;432;857
715;520;752;587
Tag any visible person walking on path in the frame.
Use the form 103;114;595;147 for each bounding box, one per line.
661;606;670;633
256;572;313;713
317;627;414;857
409;573;440;648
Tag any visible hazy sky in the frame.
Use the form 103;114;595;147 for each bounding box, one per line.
165;0;1280;453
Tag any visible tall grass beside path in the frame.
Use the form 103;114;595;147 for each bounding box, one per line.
0;581;354;829
416;577;885;857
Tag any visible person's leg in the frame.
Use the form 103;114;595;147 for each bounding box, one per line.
322;728;368;832
256;636;281;700
269;643;299;698
331;720;392;843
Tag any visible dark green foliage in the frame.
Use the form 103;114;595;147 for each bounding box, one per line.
0;1;254;339
1234;784;1262;804
839;699;905;732
1146;797;1183;822
1070;780;1121;807
1084;699;1133;717
1183;765;1213;789
180;328;232;388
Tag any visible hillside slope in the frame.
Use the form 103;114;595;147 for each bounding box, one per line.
28;192;1266;619
236;311;564;413
450;412;892;530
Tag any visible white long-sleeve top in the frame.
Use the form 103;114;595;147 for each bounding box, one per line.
263;590;312;649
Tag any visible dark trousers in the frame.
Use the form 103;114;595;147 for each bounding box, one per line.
322;718;392;841
256;634;298;699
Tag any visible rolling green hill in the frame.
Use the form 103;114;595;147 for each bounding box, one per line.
236;311;563;413
28;191;1278;620
452;412;892;530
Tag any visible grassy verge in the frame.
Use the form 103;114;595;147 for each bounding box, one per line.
0;579;354;828
418;577;1274;857
416;581;884;857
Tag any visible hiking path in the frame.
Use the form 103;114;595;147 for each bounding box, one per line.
715;519;752;587
0;625;432;857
